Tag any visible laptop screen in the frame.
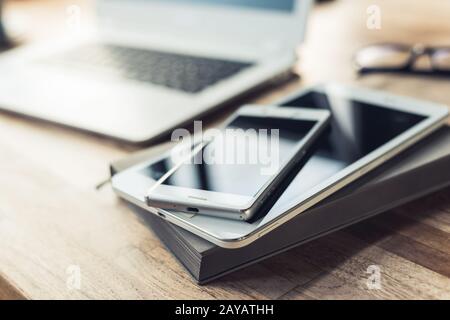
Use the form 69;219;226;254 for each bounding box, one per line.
150;0;296;12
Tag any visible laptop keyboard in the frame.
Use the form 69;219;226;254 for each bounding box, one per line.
46;44;253;93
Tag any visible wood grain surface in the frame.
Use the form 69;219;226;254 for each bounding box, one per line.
0;0;449;299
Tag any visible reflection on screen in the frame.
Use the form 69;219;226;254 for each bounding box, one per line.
142;116;316;196
283;91;425;162
150;0;295;12
260;91;427;217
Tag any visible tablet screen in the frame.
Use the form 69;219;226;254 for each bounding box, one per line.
284;91;426;164
259;90;428;219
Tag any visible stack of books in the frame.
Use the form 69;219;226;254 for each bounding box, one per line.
110;126;450;284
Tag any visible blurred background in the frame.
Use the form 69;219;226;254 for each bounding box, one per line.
1;0;450;126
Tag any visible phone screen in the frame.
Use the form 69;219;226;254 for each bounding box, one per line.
141;115;317;197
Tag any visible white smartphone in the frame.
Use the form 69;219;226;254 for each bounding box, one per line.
143;105;331;221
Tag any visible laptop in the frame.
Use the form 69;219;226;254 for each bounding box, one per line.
0;0;312;144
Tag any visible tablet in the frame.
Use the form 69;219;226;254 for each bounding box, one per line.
113;84;448;248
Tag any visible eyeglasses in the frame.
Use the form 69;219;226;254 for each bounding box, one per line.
354;43;450;76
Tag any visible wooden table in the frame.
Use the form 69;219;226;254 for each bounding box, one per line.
0;0;449;300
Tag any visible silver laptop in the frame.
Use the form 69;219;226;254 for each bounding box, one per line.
0;0;312;144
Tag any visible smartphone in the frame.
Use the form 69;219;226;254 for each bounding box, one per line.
143;105;330;221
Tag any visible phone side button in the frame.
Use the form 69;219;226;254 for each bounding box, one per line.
359;166;370;176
